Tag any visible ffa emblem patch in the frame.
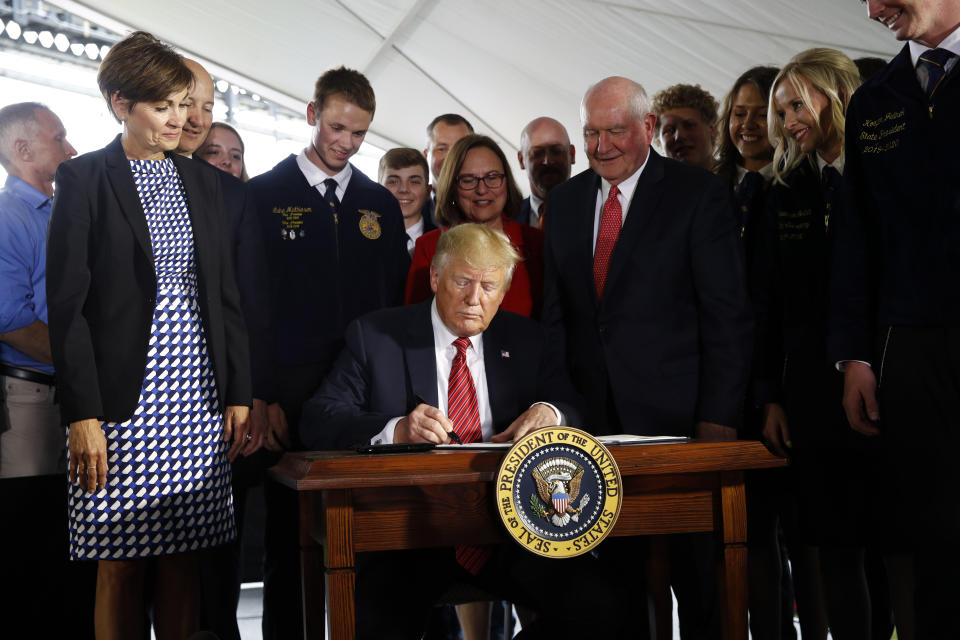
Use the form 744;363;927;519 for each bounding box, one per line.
358;209;382;239
495;426;621;558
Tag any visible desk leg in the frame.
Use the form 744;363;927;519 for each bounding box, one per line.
323;489;356;640
300;491;325;640
719;471;748;640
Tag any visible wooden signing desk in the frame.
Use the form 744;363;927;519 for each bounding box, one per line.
270;440;785;640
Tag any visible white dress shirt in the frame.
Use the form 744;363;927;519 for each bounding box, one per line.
591;154;650;253
908;26;960;74
734;162;774;186
528;193;545;227
296;149;352;201
405;217;425;256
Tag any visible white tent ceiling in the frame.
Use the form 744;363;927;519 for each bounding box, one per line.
62;0;900;174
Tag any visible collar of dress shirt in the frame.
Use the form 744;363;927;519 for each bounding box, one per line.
4;174;51;210
909;25;960;66
407;216;424;238
599;152;648;218
295;148;352;193
815;152;843;175
529;192;544;215
735;162;774;186
431;297;483;359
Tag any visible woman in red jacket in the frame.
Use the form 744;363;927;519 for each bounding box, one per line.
405;134;543;317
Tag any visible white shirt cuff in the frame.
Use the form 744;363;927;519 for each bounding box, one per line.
835;359;872;372
531;401;564;425
371;417;404;445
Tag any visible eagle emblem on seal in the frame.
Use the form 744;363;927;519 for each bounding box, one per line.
530;457;591;527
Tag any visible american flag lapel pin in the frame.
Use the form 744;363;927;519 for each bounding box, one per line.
500;350;510;358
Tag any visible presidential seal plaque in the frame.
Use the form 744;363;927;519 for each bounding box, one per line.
495;426;622;558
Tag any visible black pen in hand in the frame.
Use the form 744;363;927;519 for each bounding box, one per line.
414;394;462;444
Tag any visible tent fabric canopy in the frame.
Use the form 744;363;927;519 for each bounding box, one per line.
69;0;900;168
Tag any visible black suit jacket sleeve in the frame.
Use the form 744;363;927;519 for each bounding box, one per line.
689;177;753;426
210;172;252;410
828;94;877;364
46;160;102;420
223;175;275;401
301;316;390;449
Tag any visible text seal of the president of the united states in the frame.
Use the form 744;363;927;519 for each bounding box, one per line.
495;426;622;558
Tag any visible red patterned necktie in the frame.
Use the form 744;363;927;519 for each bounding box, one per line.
593;184;622;299
448;337;490;573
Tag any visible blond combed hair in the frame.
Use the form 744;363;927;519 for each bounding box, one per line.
769;48;861;184
432;223;522;289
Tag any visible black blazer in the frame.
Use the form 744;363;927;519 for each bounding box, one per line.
47;135;251;424
542;150;752;437
300;301;582;450
219;172;274;402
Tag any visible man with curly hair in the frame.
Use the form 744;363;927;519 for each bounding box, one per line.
652;83;719;171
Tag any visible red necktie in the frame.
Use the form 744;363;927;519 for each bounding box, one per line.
448;337;490;573
593;185;622;299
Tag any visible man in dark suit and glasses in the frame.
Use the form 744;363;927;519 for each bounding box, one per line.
541;76;752;637
832;2;960;636
301;222;628;639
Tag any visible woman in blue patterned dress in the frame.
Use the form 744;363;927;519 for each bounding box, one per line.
47;32;251;639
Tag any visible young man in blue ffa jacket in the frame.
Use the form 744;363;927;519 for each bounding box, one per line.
831;2;960;636
248;66;408;640
378;147;436;256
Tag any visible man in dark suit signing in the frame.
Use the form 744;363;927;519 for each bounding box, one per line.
542;76;752;638
301;223;625;639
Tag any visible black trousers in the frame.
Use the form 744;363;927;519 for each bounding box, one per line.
876;325;960;639
0;474;97;638
262;361;331;640
356;544;632;640
197;448;270;640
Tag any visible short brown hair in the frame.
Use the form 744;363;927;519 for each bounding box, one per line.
0;102;48;169
97;31;193;124
651;83;719;134
426;114;474;143
313;66;375;116
378;147;429;183
435;134;523;226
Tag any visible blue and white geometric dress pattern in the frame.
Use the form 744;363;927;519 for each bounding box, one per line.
68;158;235;560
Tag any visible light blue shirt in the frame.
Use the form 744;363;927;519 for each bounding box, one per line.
0;175;53;373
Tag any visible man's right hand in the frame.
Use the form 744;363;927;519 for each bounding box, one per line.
394;404;454;444
265;402;292;451
761;403;791;457
843;361;880;436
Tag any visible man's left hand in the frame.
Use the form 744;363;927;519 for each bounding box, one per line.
695;420;736;441
491;404;558;443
